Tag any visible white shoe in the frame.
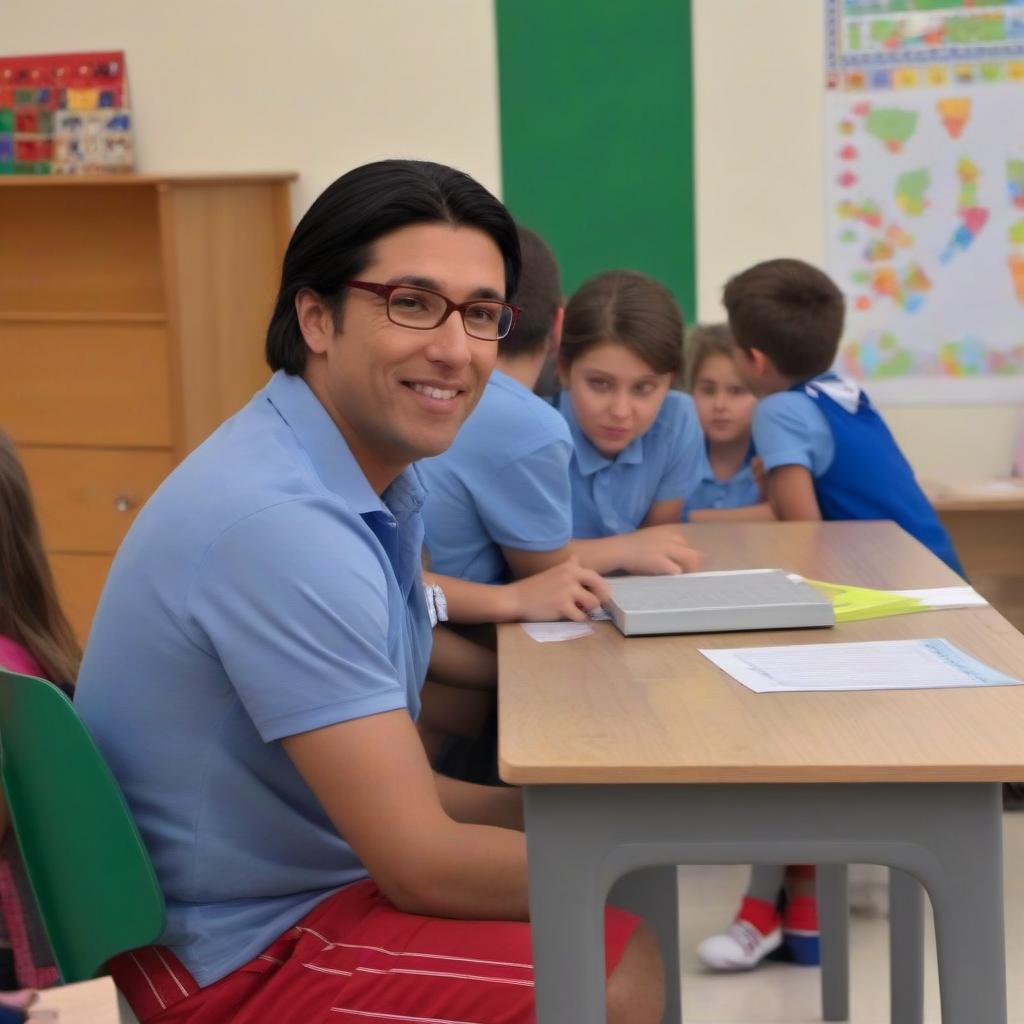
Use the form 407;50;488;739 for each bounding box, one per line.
697;919;783;971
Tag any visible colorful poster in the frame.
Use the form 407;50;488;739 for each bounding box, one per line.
827;0;1024;91
826;84;1024;398
826;2;1024;400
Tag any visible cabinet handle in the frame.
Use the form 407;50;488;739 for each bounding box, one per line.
113;496;134;513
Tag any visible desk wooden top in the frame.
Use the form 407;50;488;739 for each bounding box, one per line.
498;522;1024;785
923;478;1024;513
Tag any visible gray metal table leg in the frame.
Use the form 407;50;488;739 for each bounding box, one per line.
925;784;1006;1023
524;782;1006;1024
818;863;850;1021
889;868;925;1024
525;802;610;1023
608;867;682;1024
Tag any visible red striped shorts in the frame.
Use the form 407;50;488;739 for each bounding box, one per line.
111;879;641;1023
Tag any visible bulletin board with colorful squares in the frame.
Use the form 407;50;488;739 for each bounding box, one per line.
826;0;1024;92
0;50;134;174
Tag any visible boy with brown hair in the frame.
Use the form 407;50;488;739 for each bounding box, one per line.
725;257;961;574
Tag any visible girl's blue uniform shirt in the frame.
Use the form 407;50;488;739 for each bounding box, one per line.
683;444;761;520
557;389;704;537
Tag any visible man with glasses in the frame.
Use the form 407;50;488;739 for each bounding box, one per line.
76;160;662;1024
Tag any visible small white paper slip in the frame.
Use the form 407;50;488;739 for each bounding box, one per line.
520;621;595;643
699;637;1022;694
889;586;988;609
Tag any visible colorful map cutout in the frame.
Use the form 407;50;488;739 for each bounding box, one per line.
940;156;990;263
895;168;930;215
937;97;972;138
865;107;919;152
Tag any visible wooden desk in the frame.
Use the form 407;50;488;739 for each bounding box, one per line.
499;521;1024;1023
924;479;1024;632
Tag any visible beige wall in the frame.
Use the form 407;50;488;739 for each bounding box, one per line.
3;0;502;221
692;0;1021;480
8;0;1018;478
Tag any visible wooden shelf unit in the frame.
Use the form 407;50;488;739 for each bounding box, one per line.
0;174;295;643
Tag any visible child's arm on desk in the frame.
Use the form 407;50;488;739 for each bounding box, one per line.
426;560;607;624
766;464;822;520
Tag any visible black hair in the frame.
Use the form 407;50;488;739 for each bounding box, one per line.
266;159;521;374
499;226;562;359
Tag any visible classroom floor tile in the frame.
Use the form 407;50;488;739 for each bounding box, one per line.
677;811;1024;1022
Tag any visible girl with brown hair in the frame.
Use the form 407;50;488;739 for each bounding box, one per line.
0;430;80;995
556;270;705;537
0;432;79;688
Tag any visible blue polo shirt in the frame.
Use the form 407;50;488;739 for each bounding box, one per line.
754;373;962;573
76;371;432;988
557;390;704;538
753;384;835;479
419;369;573;583
683;445;761;520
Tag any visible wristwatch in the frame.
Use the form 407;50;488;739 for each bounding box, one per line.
423;582;449;628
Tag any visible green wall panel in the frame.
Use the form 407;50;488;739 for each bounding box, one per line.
496;0;696;321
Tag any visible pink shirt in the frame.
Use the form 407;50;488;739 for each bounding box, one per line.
0;635;44;678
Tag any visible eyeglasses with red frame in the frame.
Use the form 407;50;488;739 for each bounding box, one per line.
345;280;519;341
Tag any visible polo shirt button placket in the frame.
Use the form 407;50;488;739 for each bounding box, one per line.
594;473;616;535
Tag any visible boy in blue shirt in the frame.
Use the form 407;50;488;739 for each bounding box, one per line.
419;227;574;585
698;257;962;973
725;257;962;574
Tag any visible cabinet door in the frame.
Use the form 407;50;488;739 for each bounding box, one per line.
50;553;111;647
0;321;173;446
21;447;174;553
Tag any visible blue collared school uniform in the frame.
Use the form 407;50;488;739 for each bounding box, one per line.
753;372;963;574
682;444;762;521
557;389;704;538
76;371;432;987
419;369;574;584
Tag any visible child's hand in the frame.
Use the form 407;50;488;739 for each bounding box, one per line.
506;557;611;622
624;525;702;575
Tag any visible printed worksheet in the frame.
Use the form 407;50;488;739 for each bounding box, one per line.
700;638;1020;694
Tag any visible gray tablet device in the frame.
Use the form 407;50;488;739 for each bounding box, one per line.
603;569;836;636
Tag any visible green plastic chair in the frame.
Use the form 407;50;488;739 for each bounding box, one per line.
0;668;165;986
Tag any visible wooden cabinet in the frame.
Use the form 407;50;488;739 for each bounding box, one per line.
0;174;295;643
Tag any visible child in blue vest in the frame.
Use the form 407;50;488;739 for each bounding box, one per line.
556;271;705;539
698;257;963;973
682;323;772;522
726;257;962;573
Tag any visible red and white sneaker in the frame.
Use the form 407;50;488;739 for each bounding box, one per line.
697;918;783;971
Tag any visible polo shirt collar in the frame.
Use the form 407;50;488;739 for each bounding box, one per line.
698;440;756;484
489;367;528;398
557;391;644;476
264;370;424;517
